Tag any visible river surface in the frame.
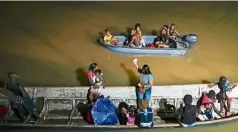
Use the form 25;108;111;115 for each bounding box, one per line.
0;2;238;87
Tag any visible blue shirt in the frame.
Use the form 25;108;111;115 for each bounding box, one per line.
140;74;153;86
218;80;230;92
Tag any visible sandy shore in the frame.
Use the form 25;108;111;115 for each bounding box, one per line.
0;2;238;86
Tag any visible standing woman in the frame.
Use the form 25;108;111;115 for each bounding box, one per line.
133;59;153;105
87;63;99;86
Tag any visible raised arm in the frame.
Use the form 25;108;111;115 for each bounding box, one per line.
208;82;218;88
133;58;140;71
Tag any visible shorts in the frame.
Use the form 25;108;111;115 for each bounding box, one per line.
217;92;232;103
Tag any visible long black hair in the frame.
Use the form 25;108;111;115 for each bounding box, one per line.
88;63;98;71
141;64;152;75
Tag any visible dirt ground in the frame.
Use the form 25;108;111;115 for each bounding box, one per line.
0;2;238;87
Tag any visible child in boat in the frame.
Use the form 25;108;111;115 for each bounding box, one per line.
126;105;137;125
208;76;237;116
178;94;197;127
197;90;222;121
138;99;153;128
103;29;118;45
134;23;146;47
88;69;105;104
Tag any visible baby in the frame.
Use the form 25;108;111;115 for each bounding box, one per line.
89;69;105;102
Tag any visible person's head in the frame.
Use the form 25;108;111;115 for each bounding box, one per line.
128;105;136;117
219;76;228;84
183;94;193;105
118;102;129;114
8;72;19;82
135;23;141;32
139;99;148;109
94;69;102;77
105;29;110;36
170;23;176;30
161;28;167;35
88;63;98;71
208;90;216;99
141;64;152;75
131;29;136;35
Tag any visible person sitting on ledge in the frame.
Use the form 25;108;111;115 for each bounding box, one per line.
178;94;197;127
197;90;222;121
4;72;40;124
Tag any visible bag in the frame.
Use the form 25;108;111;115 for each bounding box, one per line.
138;87;146;93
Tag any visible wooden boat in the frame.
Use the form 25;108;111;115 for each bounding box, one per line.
1;86;238;129
100;34;198;56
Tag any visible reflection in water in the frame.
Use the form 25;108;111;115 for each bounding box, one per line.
0;1;238;86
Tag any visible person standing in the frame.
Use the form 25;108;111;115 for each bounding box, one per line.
133;58;153;106
208;76;237;115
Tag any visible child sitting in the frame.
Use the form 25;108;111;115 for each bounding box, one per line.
197;90;222;121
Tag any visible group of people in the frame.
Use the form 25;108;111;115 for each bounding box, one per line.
103;23;180;48
0;61;237;128
81;60;237;128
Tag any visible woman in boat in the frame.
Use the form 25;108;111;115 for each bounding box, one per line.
197;90;222;121
133;58;153;105
4;72;40;124
103;29;118;45
154;28;169;48
138;99;153;128
134;23;146;47
208;76;237;116
178;94;197;127
167;23;180;38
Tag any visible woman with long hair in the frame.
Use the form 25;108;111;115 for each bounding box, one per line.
133;58;153;105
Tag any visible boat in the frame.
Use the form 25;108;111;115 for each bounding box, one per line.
1;86;238;129
100;34;198;56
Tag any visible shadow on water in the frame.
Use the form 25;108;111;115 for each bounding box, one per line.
75;68;89;86
119;63;138;86
201;80;212;84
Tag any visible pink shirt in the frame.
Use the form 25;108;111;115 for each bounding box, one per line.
201;94;214;105
127;114;135;125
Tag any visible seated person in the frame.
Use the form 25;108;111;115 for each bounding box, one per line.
197;90;222;121
126;105;137;125
178;94;197;127
88;69;105;105
4;72;40;124
138;99;153;128
154;28;169;48
103;29;118;45
118;102;129;125
167;23;180;38
76;102;93;124
127;29;142;48
135;23;146;47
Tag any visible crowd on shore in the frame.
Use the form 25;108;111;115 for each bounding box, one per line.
0;59;237;128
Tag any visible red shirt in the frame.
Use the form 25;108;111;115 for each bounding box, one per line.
87;71;94;85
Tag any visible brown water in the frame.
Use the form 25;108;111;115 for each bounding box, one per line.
0;2;238;87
